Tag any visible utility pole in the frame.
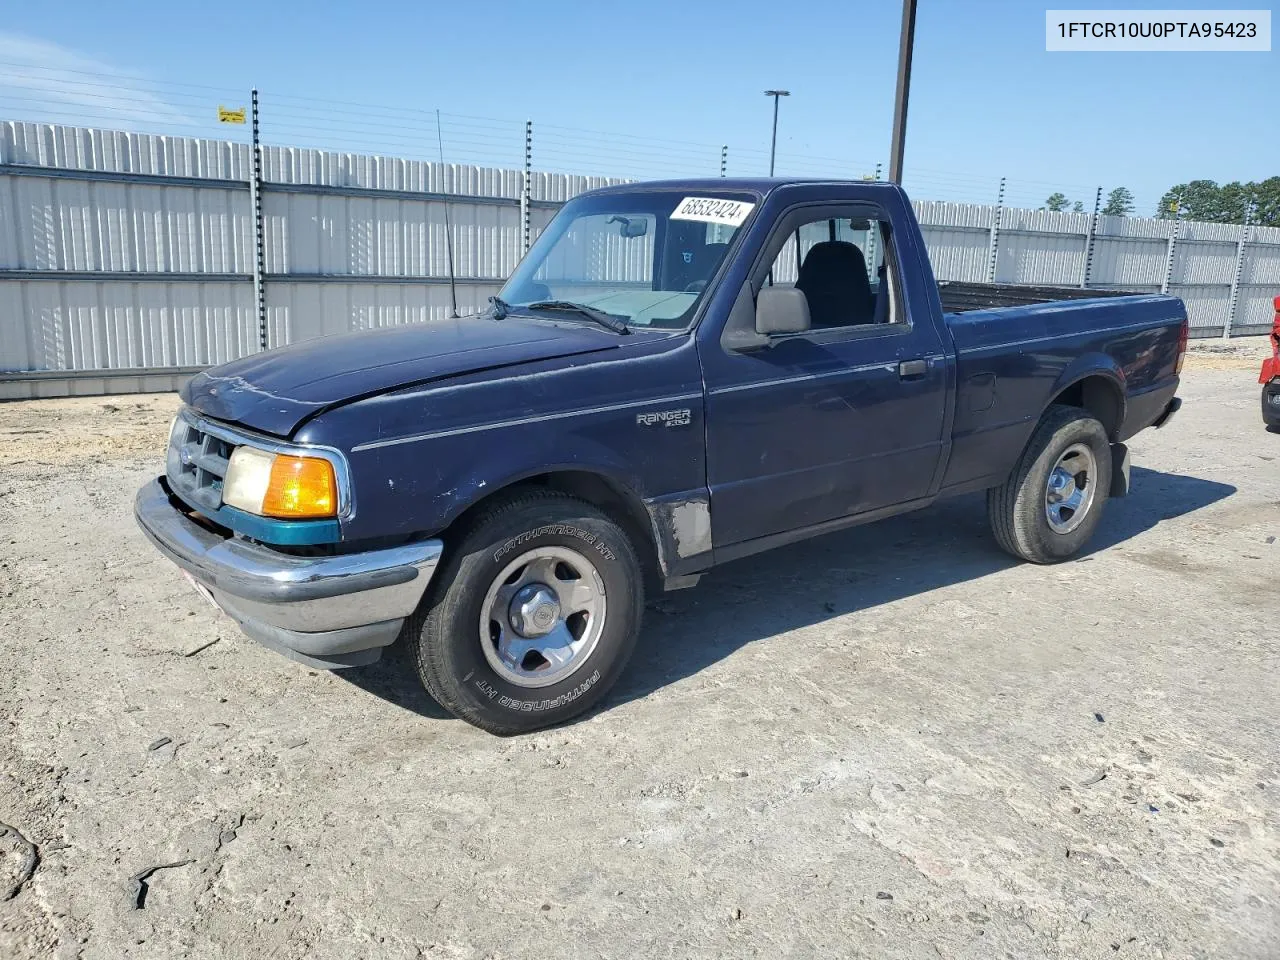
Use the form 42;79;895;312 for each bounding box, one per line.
888;0;918;184
764;90;790;176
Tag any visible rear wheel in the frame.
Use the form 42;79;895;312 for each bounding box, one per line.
987;405;1112;564
408;490;644;735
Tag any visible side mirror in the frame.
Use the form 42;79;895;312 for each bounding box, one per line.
755;287;810;335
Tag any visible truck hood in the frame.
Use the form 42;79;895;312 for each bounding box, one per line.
182;315;618;437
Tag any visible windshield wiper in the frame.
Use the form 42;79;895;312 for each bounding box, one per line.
487;295;512;320
527;300;630;335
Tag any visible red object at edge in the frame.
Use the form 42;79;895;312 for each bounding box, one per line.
1260;295;1280;384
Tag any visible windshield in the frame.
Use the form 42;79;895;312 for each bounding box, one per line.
500;189;759;330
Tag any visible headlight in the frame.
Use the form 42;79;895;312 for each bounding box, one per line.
166;414;186;477
223;447;338;519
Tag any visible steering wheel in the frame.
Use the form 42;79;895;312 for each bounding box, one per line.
684;280;708;293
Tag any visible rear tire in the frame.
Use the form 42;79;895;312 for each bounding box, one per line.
408;490;644;735
987;404;1112;564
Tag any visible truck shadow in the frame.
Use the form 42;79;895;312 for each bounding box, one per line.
340;466;1234;722
605;466;1235;710
342;639;457;720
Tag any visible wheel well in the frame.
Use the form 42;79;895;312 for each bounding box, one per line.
449;471;662;587
1051;376;1122;439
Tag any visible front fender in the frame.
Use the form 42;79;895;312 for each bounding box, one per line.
333;399;708;544
434;451;651;534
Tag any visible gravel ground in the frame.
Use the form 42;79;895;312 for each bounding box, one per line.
0;359;1277;960
1181;334;1272;371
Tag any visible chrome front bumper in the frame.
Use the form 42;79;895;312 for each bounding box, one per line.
134;478;442;668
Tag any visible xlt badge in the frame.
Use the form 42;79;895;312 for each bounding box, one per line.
636;408;691;428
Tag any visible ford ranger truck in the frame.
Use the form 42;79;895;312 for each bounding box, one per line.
135;179;1186;734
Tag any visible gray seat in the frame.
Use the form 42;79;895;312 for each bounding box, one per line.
796;241;875;328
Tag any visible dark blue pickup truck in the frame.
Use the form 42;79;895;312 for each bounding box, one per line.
135;178;1186;734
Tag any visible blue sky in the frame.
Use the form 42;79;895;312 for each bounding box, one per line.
1;0;1276;214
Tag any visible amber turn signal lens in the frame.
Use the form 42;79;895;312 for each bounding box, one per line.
260;455;338;518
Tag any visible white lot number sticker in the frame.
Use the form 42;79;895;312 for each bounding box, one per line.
670;196;755;227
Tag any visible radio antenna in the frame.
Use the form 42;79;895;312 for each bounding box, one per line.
435;108;459;319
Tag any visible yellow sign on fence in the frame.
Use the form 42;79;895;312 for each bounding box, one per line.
218;106;246;124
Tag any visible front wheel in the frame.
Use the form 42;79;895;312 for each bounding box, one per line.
987;405;1112;564
408;490;644;735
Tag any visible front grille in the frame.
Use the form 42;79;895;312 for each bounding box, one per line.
167;414;237;515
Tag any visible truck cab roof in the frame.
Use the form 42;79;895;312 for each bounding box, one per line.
581;177;908;199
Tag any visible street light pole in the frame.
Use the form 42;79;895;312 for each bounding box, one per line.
764;89;790;176
888;0;918;184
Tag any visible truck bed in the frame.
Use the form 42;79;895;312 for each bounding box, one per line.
939;281;1146;314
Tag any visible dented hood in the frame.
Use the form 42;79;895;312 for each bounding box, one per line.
182;315;617;437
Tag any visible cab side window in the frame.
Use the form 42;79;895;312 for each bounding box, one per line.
765;215;897;329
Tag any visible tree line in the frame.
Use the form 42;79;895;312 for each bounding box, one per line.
1156;178;1280;226
1043;188;1134;216
1042;178;1280;226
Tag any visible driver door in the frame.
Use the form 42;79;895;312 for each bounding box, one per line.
702;204;949;547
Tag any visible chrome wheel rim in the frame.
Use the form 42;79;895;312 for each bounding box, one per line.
479;546;607;689
1045;442;1097;535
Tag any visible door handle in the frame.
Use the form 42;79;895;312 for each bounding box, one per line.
898;358;929;379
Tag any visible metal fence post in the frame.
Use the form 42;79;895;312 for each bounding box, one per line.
1225;223;1250;339
986;176;1005;283
250;88;267;352
720;145;727;177
1081;185;1102;288
521;121;532;256
1161;217;1179;295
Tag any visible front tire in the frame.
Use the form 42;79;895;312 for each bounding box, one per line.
987;405;1112;564
408;490;644;735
